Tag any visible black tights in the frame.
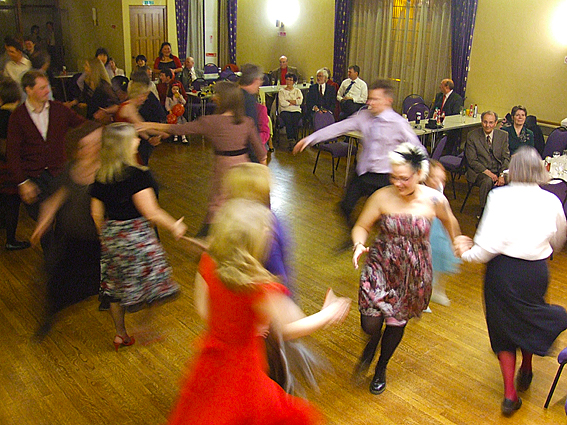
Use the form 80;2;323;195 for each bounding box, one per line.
360;315;406;373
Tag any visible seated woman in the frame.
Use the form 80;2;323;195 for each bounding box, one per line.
153;42;183;77
278;73;303;150
501;105;534;155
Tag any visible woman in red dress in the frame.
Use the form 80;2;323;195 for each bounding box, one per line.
168;199;350;425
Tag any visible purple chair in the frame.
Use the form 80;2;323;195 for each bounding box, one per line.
544;346;567;408
439;152;465;199
542;179;567;217
431;136;447;161
542;128;567;159
402;94;425;115
312;111;357;182
407;103;430;122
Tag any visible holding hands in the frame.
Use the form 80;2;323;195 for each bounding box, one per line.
453;235;473;257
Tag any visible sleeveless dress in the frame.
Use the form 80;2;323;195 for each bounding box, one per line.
359;214;432;321
167;253;322;425
169;253;320;425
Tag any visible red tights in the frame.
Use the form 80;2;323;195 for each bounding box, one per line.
497;349;533;400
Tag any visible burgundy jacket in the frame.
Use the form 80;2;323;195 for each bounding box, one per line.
7;101;85;184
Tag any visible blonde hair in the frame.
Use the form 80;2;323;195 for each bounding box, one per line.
127;81;150;100
223;163;271;207
96;123;143;183
389;142;429;181
208;199;275;291
85;58;111;89
509;146;549;185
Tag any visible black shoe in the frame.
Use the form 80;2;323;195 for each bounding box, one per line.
6;240;31;251
516;369;533;392
268;147;275;152
501;397;522;416
369;369;386;395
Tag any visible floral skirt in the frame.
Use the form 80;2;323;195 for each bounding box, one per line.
100;217;179;311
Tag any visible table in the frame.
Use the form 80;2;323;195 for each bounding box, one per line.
342;115;482;188
53;72;78;102
187;91;213;119
259;82;311;105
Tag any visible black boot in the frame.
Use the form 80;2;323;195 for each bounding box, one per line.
369;367;386;395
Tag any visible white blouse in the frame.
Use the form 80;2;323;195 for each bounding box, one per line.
278;87;303;113
461;183;567;263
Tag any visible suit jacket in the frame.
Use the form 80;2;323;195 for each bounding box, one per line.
7;101;85;184
432;91;463;116
465;127;510;183
306;83;337;117
269;66;301;85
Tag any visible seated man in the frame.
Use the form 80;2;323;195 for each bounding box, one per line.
156;68;186;107
433;78;464;154
269;55;300;85
432;78;463;116
306;68;337;122
179;56;204;92
337;65;367;120
465;110;510;218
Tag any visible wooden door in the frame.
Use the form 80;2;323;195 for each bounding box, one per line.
129;6;166;72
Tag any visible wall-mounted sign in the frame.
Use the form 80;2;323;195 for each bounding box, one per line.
143;1;155;5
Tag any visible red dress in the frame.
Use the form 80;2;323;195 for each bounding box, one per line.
167;253;322;425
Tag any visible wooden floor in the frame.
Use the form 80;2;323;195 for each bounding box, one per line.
2;137;567;425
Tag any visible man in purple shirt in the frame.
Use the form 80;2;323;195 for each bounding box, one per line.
294;79;426;244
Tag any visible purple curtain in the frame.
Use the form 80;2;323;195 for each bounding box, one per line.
228;0;237;64
333;0;351;83
175;0;188;61
451;0;478;99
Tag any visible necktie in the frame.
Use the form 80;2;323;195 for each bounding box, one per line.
486;135;491;146
319;85;323;97
343;80;355;96
441;95;447;111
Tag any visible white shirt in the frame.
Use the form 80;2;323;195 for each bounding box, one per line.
278;87;303;113
318;82;326;96
337;77;368;104
461;183;567;263
25;98;50;140
4;57;31;84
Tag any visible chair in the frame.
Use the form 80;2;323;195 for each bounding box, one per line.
544;346;567;408
402;94;426;115
406;103;430;122
543;127;567;159
542;179;567;217
203;63;219;76
262;73;271;87
439;152;465;199
222;63;239;72
219;68;235;80
312;111;357;182
431;136;447;161
526;115;545;158
192;78;207;91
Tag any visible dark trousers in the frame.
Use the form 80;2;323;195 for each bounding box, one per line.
25;170;57;253
280;111;302;140
340;172;390;227
472;173;495;209
339;100;365;121
0;193;21;243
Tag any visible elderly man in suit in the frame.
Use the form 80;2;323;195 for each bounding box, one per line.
433;79;463;116
433;79;464;155
305;68;337;122
270;55;301;85
465;110;510;217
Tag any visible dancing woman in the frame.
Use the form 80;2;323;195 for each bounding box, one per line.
168;199;350;425
90;123;187;350
351;143;460;395
456;146;567;415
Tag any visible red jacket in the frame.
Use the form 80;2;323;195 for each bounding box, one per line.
7;101;85;184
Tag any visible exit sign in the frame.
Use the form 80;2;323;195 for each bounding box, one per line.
143;0;154;5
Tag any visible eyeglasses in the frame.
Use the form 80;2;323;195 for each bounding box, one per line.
390;173;415;183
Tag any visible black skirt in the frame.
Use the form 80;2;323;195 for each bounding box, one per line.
484;255;567;355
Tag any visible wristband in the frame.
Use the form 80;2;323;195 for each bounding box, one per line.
353;242;364;251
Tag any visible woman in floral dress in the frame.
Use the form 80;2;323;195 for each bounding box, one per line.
351;143;461;395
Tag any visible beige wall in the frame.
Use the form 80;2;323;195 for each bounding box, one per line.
59;0;125;72
467;0;567;124
237;0;335;81
58;0;178;75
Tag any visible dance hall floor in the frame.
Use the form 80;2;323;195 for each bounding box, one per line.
2;137;567;424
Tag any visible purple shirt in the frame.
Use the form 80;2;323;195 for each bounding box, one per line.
303;108;425;175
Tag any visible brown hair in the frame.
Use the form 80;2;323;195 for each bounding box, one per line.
214;81;245;125
368;79;395;100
